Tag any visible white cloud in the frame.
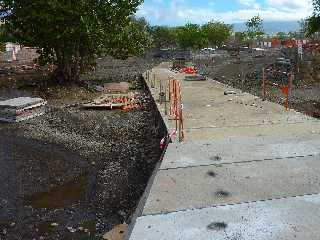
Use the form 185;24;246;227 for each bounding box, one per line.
238;0;257;6
267;0;310;10
137;0;313;25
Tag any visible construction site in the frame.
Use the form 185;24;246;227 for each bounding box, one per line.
0;1;320;239
0;37;319;240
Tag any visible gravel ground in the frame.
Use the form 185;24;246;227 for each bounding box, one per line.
0;57;166;239
198;49;320;119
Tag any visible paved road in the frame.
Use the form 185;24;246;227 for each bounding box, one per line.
127;64;320;240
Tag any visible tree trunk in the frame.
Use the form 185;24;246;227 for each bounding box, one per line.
53;49;82;85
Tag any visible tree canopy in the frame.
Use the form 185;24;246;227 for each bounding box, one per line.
246;15;264;40
202;21;233;47
173;21;233;50
175;23;208;50
305;0;320;36
108;17;153;60
150;26;177;50
0;0;143;83
234;31;247;45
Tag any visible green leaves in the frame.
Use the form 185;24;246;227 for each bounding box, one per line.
107;17;153;59
246;15;264;40
175;23;208;50
305;0;320;36
150;21;233;51
0;0;143;82
313;0;320;15
305;16;320;37
150;26;177;49
202;21;233;48
166;21;233;51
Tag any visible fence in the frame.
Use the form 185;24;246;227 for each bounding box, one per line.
167;78;184;142
262;67;293;111
146;71;185;143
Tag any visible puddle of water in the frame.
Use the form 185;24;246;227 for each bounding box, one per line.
26;177;86;209
37;222;58;235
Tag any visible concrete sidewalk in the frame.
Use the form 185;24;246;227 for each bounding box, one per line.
127;64;320;240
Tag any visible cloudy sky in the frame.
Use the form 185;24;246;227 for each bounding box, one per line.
137;0;313;25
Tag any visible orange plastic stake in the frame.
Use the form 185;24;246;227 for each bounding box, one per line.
281;86;289;95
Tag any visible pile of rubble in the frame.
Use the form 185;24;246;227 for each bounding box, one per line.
82;92;148;111
82;81;150;111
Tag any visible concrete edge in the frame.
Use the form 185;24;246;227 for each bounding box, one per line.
124;72;170;240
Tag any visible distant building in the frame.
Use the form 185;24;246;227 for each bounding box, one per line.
5;42;21;53
0;43;38;62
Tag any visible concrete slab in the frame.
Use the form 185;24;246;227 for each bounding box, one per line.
144;155;320;215
183;106;313;129
184;121;320;141
0;97;46;110
128;66;320;240
161;135;320;169
131;194;320;240
0;97;47;122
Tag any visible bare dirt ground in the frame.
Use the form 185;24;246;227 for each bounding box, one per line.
0;57;165;239
198;49;320;119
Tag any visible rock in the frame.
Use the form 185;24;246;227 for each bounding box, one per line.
224;90;237;95
95;85;104;92
67;226;76;233
102;224;128;240
117;210;126;218
104;82;132;93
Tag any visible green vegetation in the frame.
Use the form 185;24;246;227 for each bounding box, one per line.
305;0;320;36
202;21;233;47
234;32;247;46
107;17;153;60
175;23;208;50
151;21;233;51
150;26;177;50
246;15;264;40
0;0;143;83
276;32;287;41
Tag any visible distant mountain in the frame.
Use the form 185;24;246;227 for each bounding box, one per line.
232;21;301;34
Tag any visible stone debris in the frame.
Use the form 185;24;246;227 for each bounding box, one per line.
184;74;206;81
0;97;47;122
224;90;237;95
102;224;128;240
82;92;147;111
104;82;132;93
66;226;77;233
